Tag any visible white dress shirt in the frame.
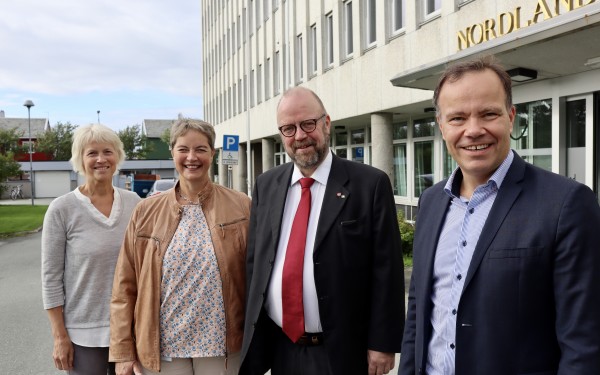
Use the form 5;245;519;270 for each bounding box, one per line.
266;150;332;333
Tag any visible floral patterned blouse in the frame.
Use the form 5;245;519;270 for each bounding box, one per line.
159;205;226;358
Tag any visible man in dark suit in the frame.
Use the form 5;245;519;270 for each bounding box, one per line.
399;56;600;375
240;87;405;375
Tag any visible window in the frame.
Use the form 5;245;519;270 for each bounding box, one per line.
413;118;436;198
512;99;552;171
257;64;262;104
414;141;433;198
273;0;279;12
309;24;318;76
264;0;269;20
393;121;408;196
274;142;286;166
424;0;441;17
256;0;261;30
250;0;254;35
325;12;334;67
237;15;241;49
388;0;405;36
334;130;348;159
250;69;255;108
274;51;280;95
243;75;247;111
238;79;243;112
296;34;303;82
351;129;365;163
343;1;354;57
265;57;271;100
233;83;237;114
364;0;376;47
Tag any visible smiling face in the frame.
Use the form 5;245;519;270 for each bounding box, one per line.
171;129;215;185
437;69;515;190
82;142;118;183
277;88;330;176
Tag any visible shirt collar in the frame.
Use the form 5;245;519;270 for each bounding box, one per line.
444;149;515;198
290;149;332;187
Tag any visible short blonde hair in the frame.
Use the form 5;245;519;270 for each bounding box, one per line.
70;124;125;175
170;118;216;150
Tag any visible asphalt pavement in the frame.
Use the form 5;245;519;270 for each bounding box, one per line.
0;231;62;375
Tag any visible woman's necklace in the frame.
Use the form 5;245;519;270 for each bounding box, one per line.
178;189;200;205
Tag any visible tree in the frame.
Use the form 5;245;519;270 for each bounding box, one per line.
0;127;25;155
35;122;77;161
0;127;24;195
118;125;153;160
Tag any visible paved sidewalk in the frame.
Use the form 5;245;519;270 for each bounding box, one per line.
0;198;54;205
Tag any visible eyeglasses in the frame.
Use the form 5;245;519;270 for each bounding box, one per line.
278;114;327;137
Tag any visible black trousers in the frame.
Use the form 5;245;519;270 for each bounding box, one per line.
268;316;333;375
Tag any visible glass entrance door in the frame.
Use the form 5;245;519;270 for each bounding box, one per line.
565;95;594;188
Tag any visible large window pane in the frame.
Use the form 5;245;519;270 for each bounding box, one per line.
413;118;436;137
512;99;552;170
414;141;433;197
393;121;407;140
393;144;407;196
351;129;365;144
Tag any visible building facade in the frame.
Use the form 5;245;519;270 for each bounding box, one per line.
202;0;600;215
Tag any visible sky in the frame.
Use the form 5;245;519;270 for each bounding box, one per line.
0;1;203;131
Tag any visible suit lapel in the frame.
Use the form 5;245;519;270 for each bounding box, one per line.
462;155;526;291
314;156;349;254
268;164;294;255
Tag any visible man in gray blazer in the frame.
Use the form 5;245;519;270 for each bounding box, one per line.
240;87;405;375
399;56;600;374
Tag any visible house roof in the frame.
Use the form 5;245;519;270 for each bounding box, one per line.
142;119;174;138
0;117;50;138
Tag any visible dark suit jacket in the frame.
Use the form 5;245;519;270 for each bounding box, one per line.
240;154;405;375
399;154;600;375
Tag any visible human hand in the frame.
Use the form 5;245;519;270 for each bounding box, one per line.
116;361;143;375
52;335;73;371
367;350;395;375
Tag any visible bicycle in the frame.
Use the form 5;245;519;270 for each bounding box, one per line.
10;184;24;200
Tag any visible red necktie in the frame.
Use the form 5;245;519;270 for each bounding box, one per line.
282;177;314;343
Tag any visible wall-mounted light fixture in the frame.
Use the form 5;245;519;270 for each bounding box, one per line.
507;67;538;82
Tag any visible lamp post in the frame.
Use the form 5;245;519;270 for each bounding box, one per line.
23;100;35;206
97;110;100;123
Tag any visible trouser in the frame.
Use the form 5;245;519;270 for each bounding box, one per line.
141;353;241;375
69;343;115;375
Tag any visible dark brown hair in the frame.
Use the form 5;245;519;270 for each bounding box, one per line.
433;55;513;115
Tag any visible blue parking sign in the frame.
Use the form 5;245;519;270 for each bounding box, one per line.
223;135;239;152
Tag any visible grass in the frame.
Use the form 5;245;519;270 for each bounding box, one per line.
0;205;48;237
403;254;413;268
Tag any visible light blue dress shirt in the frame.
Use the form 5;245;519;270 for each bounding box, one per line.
426;151;514;375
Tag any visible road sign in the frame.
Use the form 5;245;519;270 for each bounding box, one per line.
222;135;239;165
223;135;239;151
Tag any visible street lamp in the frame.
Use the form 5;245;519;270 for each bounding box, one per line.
23;100;35;206
97;110;100;123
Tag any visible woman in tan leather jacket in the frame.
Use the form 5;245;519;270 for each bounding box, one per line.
109;119;251;375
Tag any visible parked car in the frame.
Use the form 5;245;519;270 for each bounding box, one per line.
146;179;176;197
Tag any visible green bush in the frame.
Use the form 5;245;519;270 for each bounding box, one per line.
397;210;415;257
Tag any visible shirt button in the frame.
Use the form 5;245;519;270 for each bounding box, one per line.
462;240;467;246
469;208;474;214
457;274;462;280
452;309;457;315
450;343;455;349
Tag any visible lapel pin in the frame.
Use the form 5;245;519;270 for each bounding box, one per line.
336;192;346;199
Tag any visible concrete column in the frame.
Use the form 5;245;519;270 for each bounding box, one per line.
371;112;394;182
217;149;227;186
262;138;275;172
236;143;247;192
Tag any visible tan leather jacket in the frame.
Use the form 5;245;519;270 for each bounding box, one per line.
109;182;251;372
